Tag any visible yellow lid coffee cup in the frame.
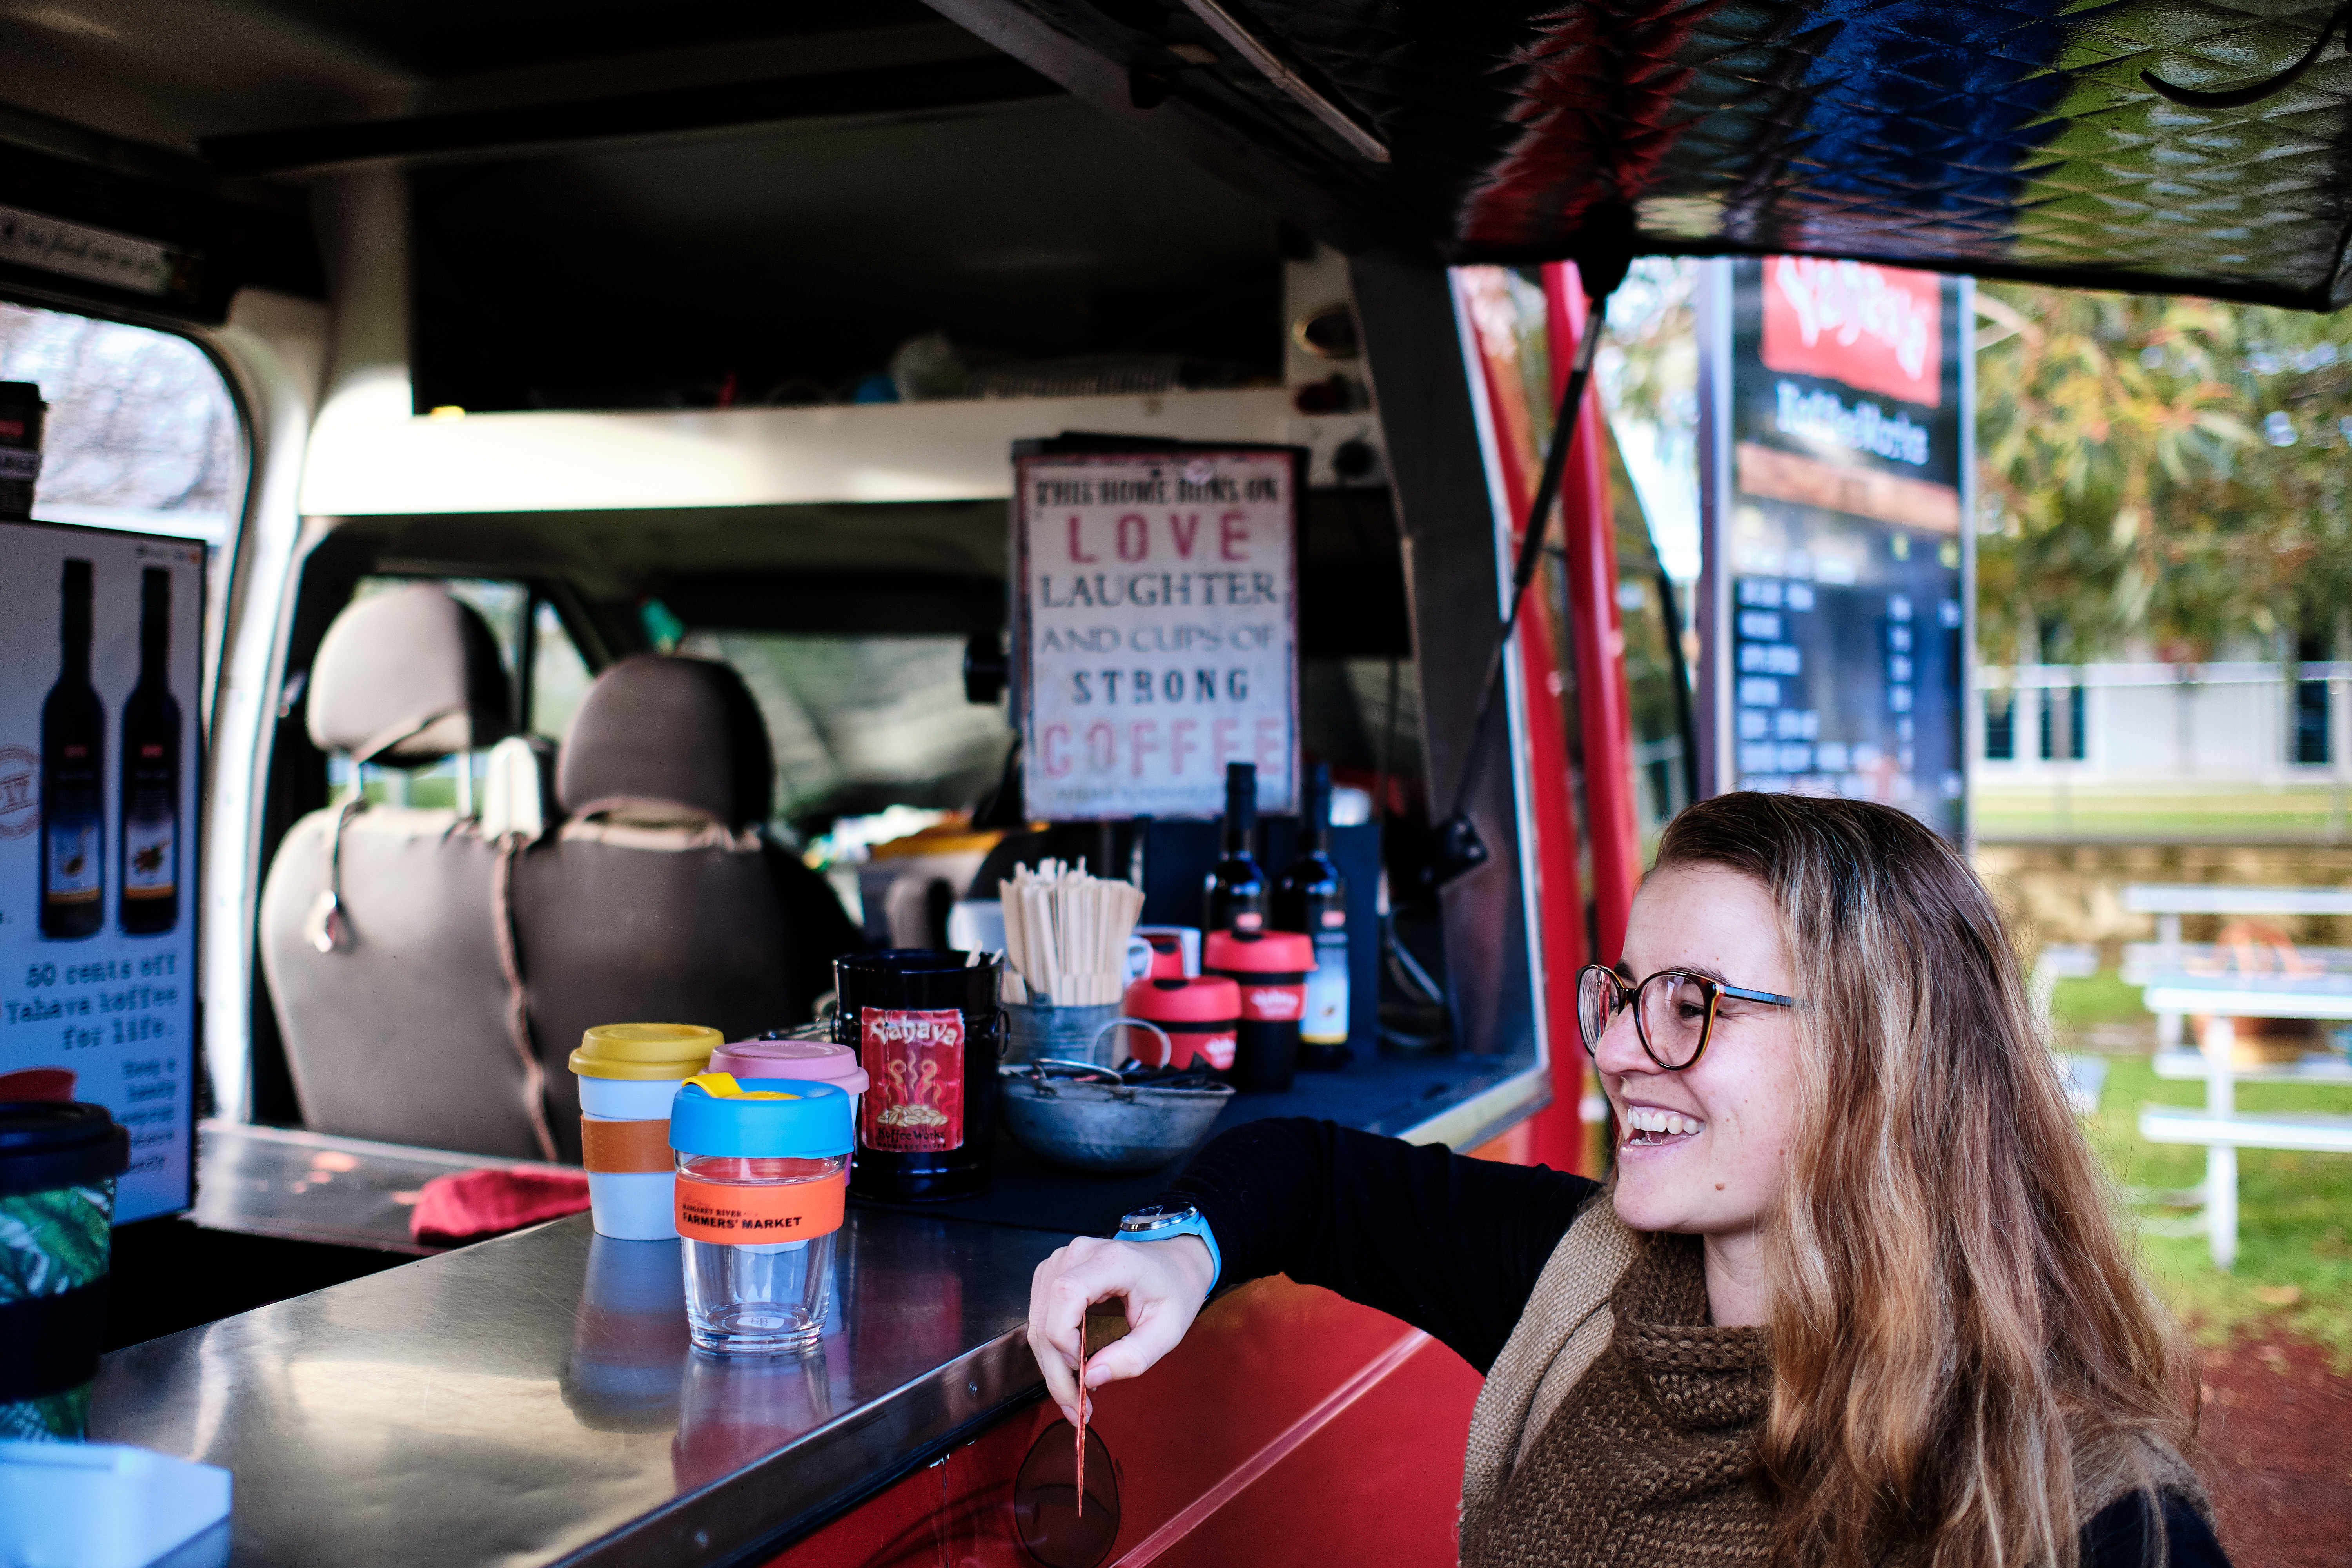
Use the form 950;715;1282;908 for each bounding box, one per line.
570;1022;723;1081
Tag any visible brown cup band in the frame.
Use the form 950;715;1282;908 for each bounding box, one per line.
581;1115;673;1174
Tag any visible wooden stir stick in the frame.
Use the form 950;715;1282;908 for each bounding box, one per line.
1075;1330;1089;1517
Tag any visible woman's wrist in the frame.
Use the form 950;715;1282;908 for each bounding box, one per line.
1155;1233;1217;1301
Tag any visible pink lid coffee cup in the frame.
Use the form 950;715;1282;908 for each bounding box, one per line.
706;1037;871;1096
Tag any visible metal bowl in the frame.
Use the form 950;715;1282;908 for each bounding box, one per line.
999;1062;1235;1174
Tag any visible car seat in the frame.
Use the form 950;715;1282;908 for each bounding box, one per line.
257;584;555;1158
510;655;862;1162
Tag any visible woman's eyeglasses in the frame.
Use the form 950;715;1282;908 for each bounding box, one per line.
1575;964;1798;1071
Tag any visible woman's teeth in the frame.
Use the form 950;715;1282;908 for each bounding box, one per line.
1623;1106;1703;1143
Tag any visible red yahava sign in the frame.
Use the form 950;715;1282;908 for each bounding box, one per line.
1015;449;1299;820
858;1006;965;1153
1760;256;1941;409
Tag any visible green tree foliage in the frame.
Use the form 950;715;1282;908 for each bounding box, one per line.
1976;286;2352;663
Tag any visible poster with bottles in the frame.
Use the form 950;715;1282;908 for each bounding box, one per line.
1698;257;1973;840
0;519;200;1223
1013;446;1302;820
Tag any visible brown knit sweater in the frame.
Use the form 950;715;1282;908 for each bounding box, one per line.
1456;1201;2213;1568
1460;1231;1771;1568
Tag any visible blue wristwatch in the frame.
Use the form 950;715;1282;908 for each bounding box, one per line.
1117;1203;1221;1298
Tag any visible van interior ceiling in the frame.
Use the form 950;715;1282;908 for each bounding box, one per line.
0;0;1439;1151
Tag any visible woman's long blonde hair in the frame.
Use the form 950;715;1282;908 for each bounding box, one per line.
1653;793;2193;1568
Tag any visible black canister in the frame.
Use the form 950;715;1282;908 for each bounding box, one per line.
0;381;46;519
835;949;1003;1201
0;1101;130;1439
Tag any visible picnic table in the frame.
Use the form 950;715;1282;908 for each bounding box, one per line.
2125;884;2352;1270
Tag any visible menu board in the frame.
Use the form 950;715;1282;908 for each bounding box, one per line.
0;519;201;1223
1013;448;1300;820
1702;257;1972;839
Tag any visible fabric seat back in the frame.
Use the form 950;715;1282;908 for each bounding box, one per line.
512;655;859;1162
257;585;546;1157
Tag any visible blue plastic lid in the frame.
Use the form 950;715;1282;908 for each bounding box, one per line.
668;1075;853;1158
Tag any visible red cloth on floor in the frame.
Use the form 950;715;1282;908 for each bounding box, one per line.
410;1167;591;1245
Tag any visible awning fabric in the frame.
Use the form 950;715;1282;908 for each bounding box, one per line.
961;0;2352;309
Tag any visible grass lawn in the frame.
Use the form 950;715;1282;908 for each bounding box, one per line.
1977;782;2352;841
2063;973;2352;1368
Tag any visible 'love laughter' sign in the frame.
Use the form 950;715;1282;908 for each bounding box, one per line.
1014;448;1299;820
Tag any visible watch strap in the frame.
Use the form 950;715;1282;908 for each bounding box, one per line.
1122;1207;1221;1298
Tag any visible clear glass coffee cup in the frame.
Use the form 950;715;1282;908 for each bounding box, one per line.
669;1074;852;1356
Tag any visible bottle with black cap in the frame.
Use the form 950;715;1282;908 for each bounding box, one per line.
40;559;105;940
119;568;181;935
1274;762;1350;1069
1202;761;1266;934
0;1101;130;1438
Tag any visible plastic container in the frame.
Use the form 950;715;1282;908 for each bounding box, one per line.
708;1037;871;1132
0;1102;128;1440
1118;976;1241;1070
834;950;1004;1202
569;1023;722;1240
671;1074;853;1356
0;381;45;519
1204;929;1316;1091
0;1439;231;1568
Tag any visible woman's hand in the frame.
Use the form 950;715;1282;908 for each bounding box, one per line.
1027;1234;1216;1425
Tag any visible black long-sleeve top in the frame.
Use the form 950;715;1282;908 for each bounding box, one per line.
1159;1118;2227;1568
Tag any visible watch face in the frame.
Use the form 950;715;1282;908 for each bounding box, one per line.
1121;1204;1190;1232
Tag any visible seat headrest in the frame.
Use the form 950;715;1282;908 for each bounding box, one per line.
307;584;513;764
557;655;773;827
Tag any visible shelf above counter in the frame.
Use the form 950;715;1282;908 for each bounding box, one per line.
295;388;1367;515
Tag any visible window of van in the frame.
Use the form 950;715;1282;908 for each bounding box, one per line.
679;630;1013;831
0;302;244;544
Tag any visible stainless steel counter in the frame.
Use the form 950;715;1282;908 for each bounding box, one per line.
90;1210;1060;1568
190;1119;581;1254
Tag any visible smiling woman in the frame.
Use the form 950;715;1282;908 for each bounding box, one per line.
1025;792;2223;1568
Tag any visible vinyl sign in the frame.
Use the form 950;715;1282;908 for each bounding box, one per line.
1016;450;1299;819
1701;256;1971;841
0;519;201;1223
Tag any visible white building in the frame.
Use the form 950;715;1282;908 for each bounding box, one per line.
1975;661;2351;782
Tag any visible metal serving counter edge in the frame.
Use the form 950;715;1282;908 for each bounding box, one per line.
89;1210;1063;1568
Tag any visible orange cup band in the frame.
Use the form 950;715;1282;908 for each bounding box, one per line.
675;1170;846;1245
581;1115;673;1174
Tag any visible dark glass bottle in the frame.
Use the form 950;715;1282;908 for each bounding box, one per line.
1203;762;1266;934
40;558;105;940
1274;762;1350;1068
0;381;44;519
119;568;181;935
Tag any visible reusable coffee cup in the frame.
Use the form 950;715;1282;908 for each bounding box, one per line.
833;950;1003;1202
707;1038;871;1133
671;1075;852;1356
1205;929;1316;1092
0;381;45;519
570;1023;722;1240
0;1102;129;1440
0;1070;74;1103
1120;976;1241;1070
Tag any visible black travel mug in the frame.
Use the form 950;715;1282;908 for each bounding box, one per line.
0;1101;130;1439
835;950;1003;1202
